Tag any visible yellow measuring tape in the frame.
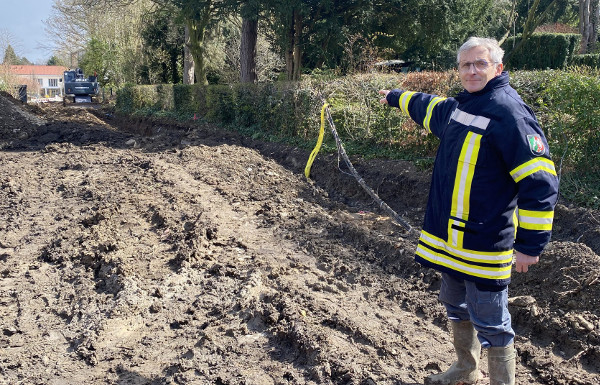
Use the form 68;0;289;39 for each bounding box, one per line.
304;102;329;178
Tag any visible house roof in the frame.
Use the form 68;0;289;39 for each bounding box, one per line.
10;65;69;76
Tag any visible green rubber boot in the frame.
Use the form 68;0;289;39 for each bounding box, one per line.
424;320;481;385
488;344;516;385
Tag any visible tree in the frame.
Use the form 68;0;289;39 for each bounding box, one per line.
579;0;600;52
79;38;110;86
184;4;213;85
45;0;152;85
364;0;500;69
140;5;184;84
152;0;226;85
183;25;194;84
240;0;259;83
47;55;66;66
264;0;326;81
504;0;562;65
3;45;19;65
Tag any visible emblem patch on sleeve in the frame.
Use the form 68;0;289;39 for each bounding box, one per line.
527;134;545;155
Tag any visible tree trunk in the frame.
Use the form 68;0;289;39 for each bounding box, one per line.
240;18;258;83
186;17;209;86
184;1;213;86
498;0;518;46
183;25;195;85
505;0;540;66
170;49;180;84
580;0;591;53
285;13;295;81
590;0;600;52
292;9;302;81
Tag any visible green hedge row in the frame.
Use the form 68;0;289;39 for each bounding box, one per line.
571;53;600;67
116;82;321;141
115;75;427;157
116;69;600;207
502;33;581;70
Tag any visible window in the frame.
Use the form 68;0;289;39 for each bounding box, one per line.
37;79;43;86
49;79;58;87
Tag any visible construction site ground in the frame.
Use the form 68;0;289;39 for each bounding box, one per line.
0;92;599;385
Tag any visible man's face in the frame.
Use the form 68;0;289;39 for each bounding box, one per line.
458;46;503;93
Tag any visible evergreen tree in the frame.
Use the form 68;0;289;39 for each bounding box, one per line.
140;5;184;84
3;45;19;65
47;55;66;66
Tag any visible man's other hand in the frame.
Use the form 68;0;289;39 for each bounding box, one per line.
514;251;539;273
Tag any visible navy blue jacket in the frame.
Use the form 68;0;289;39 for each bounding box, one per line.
387;72;559;286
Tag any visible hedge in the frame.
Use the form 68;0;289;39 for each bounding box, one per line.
503;33;580;70
570;53;600;67
116;69;600;207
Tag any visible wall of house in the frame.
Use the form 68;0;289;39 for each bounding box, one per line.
15;74;63;98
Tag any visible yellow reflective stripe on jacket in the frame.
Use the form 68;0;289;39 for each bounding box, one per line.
423;97;445;132
399;91;415;115
517;208;554;231
417;231;513;280
513;208;518;237
447;219;465;249
510;157;556;183
449;131;482;247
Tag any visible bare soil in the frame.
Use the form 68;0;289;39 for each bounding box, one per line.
0;92;599;385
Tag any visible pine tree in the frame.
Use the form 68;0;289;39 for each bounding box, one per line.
3;45;19;65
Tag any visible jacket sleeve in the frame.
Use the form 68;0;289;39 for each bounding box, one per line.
494;115;559;256
386;89;455;138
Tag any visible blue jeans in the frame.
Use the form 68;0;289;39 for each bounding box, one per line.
439;273;515;348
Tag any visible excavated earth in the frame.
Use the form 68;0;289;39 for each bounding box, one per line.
0;92;599;385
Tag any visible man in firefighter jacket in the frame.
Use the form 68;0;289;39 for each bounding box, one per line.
379;37;559;385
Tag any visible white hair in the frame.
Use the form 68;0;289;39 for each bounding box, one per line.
457;37;504;64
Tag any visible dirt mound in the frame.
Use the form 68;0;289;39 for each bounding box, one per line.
0;91;47;145
0;95;598;384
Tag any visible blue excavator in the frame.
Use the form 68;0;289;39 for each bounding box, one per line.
63;68;99;104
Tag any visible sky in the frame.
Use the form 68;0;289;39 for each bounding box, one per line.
0;0;55;64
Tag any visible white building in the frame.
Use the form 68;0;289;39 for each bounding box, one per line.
9;65;68;99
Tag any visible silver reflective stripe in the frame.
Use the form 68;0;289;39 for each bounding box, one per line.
519;214;553;226
517;208;554;231
451;109;490;130
420;232;512;262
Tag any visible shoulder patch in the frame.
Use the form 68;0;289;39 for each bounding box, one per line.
527;134;545;155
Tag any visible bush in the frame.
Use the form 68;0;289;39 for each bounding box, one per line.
173;84;196;114
542;69;600;178
115;69;600;207
570;54;600;67
503;33;580;70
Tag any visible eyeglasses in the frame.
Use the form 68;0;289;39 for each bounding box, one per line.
458;59;497;72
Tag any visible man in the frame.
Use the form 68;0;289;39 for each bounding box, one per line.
379;37;559;385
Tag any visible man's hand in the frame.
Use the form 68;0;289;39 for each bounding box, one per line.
514;251;539;273
379;90;389;104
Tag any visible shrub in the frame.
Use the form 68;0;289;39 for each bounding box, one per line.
115;69;600;207
173;84;196;115
542;69;600;179
570;54;600;67
503;33;580;70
